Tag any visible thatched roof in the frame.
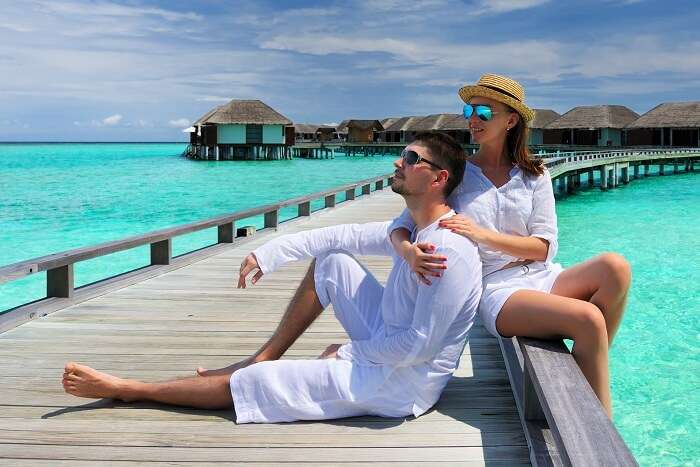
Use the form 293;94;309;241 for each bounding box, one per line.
194;100;292;126
336;120;350;133
383;114;469;132
438;114;470;131
411;114;470;131
384;116;422;132
294;124;336;133
381;117;400;128
347;120;384;131
626;102;700;128
545;105;638;129
192;106;221;126
530;109;560;129
410;115;446;131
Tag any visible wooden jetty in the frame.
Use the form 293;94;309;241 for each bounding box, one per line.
3;149;697;465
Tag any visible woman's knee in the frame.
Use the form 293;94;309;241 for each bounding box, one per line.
596;252;632;288
571;302;608;343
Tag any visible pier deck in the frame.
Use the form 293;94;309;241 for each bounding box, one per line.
0;189;529;465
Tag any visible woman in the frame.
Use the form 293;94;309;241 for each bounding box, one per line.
389;74;631;417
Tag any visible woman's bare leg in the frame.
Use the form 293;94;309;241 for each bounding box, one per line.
496;290;612;417
63;362;234;410
550;253;631;344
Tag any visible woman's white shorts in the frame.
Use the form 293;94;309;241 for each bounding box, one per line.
479;261;564;338
230;251;416;424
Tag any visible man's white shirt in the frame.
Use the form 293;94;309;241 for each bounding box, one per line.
252;210;482;415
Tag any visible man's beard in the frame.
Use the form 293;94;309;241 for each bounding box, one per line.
390;178;410;195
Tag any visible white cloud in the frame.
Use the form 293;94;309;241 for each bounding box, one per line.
168;118;191;128
102;114;122;125
196;96;233;103
0;23;33;33
470;0;550;16
34;1;203;22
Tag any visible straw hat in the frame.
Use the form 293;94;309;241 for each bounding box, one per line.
458;74;534;123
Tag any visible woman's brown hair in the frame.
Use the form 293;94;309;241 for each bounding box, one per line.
506;108;544;176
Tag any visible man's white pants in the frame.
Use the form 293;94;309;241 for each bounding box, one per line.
230;251;416;424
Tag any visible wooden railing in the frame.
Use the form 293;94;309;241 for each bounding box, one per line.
501;336;638;466
0;173;394;313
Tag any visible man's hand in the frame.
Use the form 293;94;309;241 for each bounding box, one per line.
238;253;264;288
318;344;342;359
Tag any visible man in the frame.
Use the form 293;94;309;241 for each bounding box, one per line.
63;132;482;424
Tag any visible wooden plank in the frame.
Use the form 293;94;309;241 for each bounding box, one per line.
0;188;528;465
0;430;526;448
519;337;636;466
1;461;531;467
0;444;530;463
499;337;561;467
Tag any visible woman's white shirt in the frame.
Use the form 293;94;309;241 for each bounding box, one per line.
391;162;558;277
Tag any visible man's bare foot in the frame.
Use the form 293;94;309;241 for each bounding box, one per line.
196;356;258;377
62;362;134;401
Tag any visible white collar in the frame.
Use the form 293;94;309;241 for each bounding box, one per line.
412;209;456;241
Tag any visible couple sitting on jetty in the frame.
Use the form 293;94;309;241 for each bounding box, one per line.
63;74;630;421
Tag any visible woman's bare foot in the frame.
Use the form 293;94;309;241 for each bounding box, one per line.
196;356;258;377
62;362;135;401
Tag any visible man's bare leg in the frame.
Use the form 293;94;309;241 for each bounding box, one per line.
197;260;324;376
63;362;233;410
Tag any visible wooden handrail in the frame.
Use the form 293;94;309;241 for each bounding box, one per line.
0;173;394;290
517;337;638;466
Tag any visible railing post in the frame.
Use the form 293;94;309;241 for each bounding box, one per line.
150;239;171;265
47;264;74;298
264;210;279;228
298;201;311;217
345;188;356;201
325;193;336;208
522;365;545;421
218;222;235;243
362;183;371;195
600;166;608;190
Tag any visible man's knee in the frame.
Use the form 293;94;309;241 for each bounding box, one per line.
314;251;358;306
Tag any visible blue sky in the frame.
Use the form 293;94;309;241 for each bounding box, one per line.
0;0;698;141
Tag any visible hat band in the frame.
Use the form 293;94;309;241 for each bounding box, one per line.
481;85;522;102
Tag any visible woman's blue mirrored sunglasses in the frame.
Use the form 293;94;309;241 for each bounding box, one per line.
463;104;500;121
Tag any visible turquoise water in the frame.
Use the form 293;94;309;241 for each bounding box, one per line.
0;143;393;311
1;144;698;465
555;171;699;467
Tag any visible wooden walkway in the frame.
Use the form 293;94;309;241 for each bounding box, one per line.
0;189;529;466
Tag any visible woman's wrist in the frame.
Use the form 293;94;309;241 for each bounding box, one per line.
398;240;414;258
474;227;495;245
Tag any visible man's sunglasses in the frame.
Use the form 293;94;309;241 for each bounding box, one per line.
463;104;502;121
401;149;444;170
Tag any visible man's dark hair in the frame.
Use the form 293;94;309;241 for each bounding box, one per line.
412;131;466;198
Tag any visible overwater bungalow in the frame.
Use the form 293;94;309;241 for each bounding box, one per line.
294;124;338;142
529;109;560;145
543;105;639;146
189;99;293;160
336;120;349;141
345;120;384;143
381;116;422;143
625;102;700;147
411;114;471;144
